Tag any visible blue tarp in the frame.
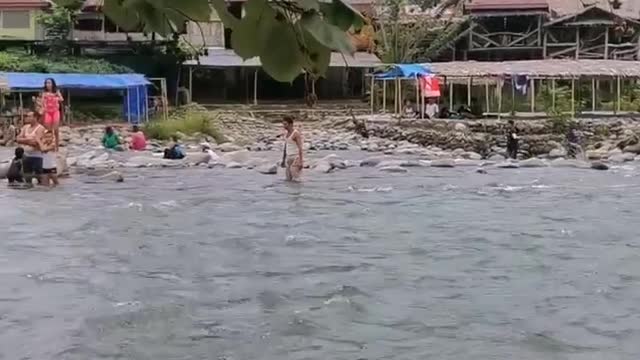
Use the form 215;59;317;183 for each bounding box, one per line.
373;64;432;79
3;72;150;90
123;85;148;124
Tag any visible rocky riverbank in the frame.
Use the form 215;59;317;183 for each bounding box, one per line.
4;113;640;179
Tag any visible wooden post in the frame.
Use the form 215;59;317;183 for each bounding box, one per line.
19;93;23;125
370;75;375;114
530;78;535;113
575;28;580;59
616;76;621;114
637;32;640;59
449;80;453;110
543;31;548;58
382;79;387;113
591;78;596;112
398;79;403;114
552;79;556;111
571;78;576;118
604;28;609;59
485;82;490;115
511;76;516;115
188;66;193;103
415;75;419;115
394;78;398;114
253;69;258;106
537;15;543;46
467;77;472;107
497;79;502;120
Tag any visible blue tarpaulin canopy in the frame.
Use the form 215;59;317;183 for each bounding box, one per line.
373;64;432;79
3;72;150;90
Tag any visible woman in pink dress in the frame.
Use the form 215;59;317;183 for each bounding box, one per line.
41;78;64;150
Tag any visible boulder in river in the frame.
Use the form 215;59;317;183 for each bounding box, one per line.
313;161;334;173
218;143;243;152
590;161;609;170
360;156;388;167
225;162;244;169
257;163;278;175
431;159;455;168
221;150;251;164
496;161;520;169
519;158;547;168
0;162;8;179
548;148;567;159
379;165;408;173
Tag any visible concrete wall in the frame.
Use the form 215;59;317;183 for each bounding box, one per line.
0;10;42;41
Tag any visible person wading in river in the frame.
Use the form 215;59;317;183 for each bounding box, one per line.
506;120;519;159
281;116;304;181
16;110;45;184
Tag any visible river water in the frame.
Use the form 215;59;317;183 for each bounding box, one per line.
2;161;640;359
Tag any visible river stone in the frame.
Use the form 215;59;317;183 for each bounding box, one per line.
463;151;482;160
550;158;589;168
344;160;361;168
454;159;482;167
313;161;333;173
591;161;609;170
99;171;124;182
608;153;626;163
488;154;505;161
608;148;623;157
476;168;488;174
221;150;251;164
379;165;408;173
496;161;520;169
184;152;211;166
431;159;455;168
225;161;243;169
623;143;640;154
0;163;8;179
622;152;636;162
519;158;547;168
257;164;278;175
218;143;243;152
549;148;567;159
360;156;388;167
318;154;346;169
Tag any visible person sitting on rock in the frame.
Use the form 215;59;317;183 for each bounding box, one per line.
163;136;186;160
7;147;25;184
566;127;581;159
403;100;418;118
130;125;147;151
102;126;124;151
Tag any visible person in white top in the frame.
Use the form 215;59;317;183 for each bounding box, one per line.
16;110;45;184
281;116;304;181
424;97;439;119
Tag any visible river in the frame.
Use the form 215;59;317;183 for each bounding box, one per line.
1;162;640;359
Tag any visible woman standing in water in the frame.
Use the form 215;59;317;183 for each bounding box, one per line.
282;116;304;181
40;78;64;151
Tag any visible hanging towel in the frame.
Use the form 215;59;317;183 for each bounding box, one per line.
513;75;528;95
419;76;441;98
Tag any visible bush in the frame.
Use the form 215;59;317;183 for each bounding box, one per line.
144;107;226;143
0;52;132;73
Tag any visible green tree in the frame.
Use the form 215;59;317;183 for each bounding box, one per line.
101;0;365;82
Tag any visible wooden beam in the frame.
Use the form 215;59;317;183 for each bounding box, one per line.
543;31;548;58
497;79;502;120
571;78;576;118
485;82;490;114
511;76;516;115
575;27;580;59
552;79;556;111
537;15;543;46
591;78;596;112
467;77;472;107
616;76;621;114
415;75;419;115
604;27;609;59
370;75;375;114
530;78;535;113
449;80;453;110
382;79;386;113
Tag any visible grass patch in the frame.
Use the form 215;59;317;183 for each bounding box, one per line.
144;106;226;143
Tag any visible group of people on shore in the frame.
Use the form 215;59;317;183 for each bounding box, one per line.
7;78;62;187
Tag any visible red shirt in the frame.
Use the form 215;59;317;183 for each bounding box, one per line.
130;131;147;151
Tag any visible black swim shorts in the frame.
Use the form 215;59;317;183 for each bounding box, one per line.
23;156;43;175
42;168;57;175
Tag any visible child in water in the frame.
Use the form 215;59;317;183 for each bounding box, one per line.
38;128;58;186
6;147;25;184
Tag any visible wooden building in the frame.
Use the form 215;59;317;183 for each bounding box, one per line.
439;0;640;62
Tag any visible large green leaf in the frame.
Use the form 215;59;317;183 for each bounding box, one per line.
319;0;364;31
260;22;304;82
297;0;320;11
302;29;331;77
230;0;276;59
210;0;239;29
300;12;354;55
103;0;140;32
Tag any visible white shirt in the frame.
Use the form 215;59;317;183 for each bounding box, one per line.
425;103;439;119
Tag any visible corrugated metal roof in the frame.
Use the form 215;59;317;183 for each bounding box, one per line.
185;48;382;68
429;59;640;78
465;0;549;12
548;0;640;19
0;0;50;9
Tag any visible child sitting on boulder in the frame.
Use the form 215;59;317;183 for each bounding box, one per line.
7;147;25;184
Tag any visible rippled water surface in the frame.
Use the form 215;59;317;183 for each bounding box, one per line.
2;163;640;359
